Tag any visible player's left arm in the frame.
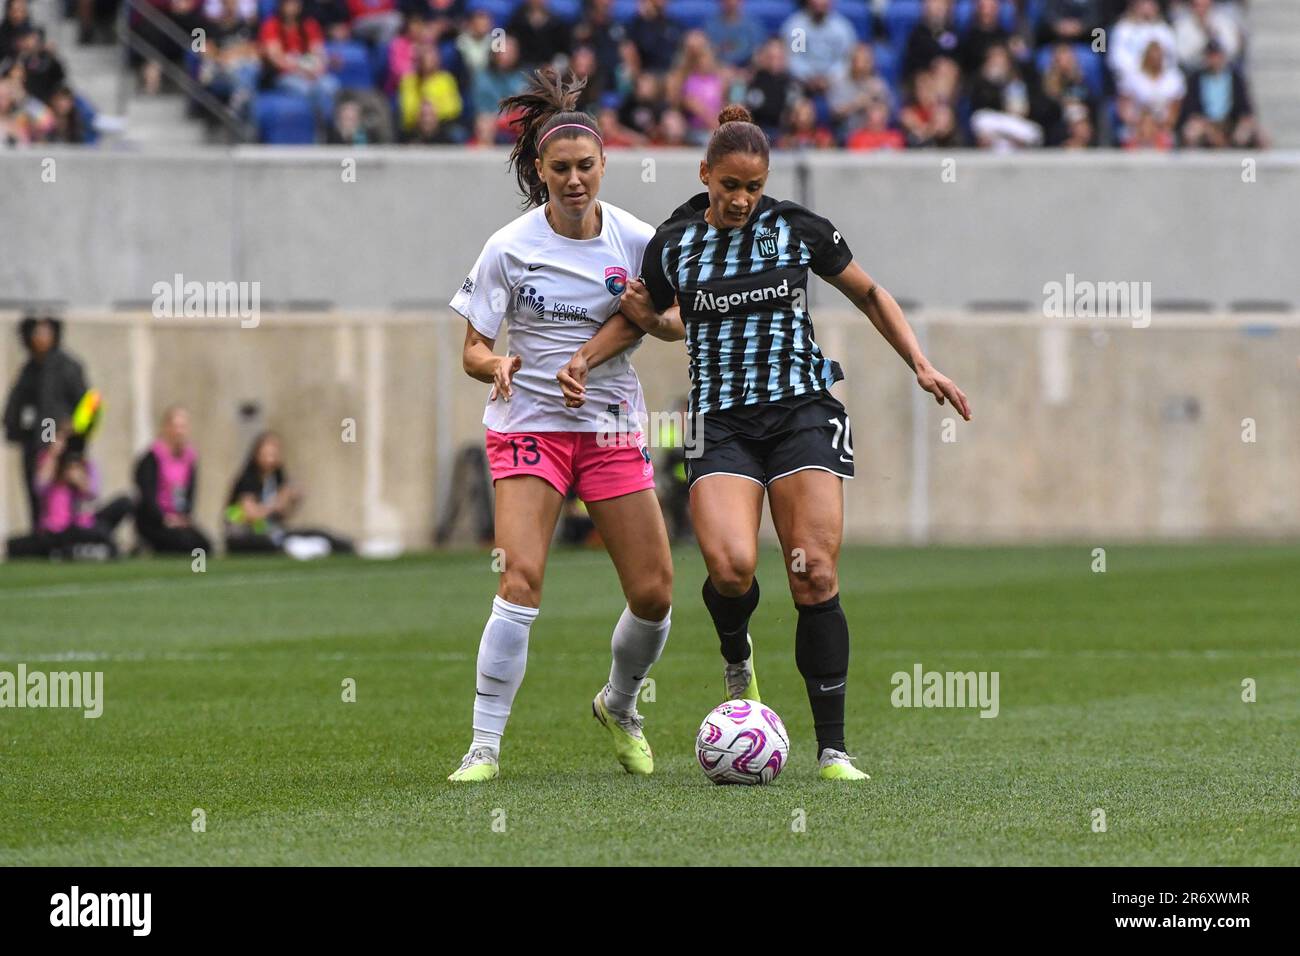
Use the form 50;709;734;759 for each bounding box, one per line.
556;306;669;408
825;261;971;421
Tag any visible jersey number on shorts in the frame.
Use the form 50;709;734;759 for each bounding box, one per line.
828;416;854;459
509;436;542;466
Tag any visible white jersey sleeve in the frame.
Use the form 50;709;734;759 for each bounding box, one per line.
449;235;515;340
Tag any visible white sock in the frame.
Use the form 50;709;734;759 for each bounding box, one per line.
605;606;671;715
469;595;538;753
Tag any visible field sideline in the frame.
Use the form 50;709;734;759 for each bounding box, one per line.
1;543;1297;866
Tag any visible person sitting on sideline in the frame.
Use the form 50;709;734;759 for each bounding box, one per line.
223;431;352;558
5;423;133;559
134;406;213;555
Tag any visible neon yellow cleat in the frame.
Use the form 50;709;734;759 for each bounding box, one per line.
448;746;499;782
818;749;870;781
592;687;654;775
723;635;760;702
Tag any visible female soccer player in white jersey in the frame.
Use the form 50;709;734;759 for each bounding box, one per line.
559;104;971;781
445;70;674;782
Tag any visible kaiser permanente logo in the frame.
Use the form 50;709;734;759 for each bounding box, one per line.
0;664;103;718
50;887;151;936
693;277;794;316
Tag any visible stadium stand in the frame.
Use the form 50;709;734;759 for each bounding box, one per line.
2;0;1289;148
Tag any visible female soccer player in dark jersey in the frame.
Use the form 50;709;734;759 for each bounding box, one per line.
558;103;970;780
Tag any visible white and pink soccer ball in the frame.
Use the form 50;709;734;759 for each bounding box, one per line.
695;699;790;785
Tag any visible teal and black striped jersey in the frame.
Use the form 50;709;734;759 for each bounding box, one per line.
640;192;853;416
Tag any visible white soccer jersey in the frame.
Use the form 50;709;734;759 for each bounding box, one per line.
450;201;654;434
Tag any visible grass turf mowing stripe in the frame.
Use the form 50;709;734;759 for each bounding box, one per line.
0;543;1296;865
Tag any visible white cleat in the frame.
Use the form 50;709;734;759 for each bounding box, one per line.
818;748;870;781
447;745;500;782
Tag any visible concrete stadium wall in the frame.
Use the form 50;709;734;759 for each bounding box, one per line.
3;149;1295;549
3;309;1296;550
1;149;1299;311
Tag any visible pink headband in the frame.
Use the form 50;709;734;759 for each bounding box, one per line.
538;123;603;151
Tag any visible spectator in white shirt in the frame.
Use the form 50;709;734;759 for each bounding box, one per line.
1118;39;1185;142
780;0;860;94
1108;0;1176;89
1172;0;1241;71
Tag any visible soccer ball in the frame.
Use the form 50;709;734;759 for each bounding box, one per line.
695;699;790;785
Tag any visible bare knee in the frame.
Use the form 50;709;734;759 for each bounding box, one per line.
788;553;837;606
626;563;673;622
705;548;757;597
499;563;544;608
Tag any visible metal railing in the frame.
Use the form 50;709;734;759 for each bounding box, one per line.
115;0;255;142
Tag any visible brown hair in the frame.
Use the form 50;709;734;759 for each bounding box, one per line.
500;68;602;208
705;103;770;168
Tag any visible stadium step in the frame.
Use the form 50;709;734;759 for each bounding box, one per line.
1250;3;1300;34
1257;101;1300;147
125;93;210;146
1250;69;1300;101
1248;0;1300;144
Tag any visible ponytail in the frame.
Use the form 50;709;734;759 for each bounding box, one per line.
501;68;603;208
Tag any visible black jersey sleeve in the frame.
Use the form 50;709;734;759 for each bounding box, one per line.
785;203;853;278
638;229;678;312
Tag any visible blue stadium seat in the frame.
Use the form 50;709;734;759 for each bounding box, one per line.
666;0;715;30
836;0;874;43
885;0;923;50
75;94;98;145
1035;42;1107;99
254;92;317;144
466;0;519;25
258;0;277;20
954;0;1018;34
748;0;797;35
327;40;374;90
1025;0;1045;31
873;39;900;89
548;0;582;22
370;39;391;87
612;0;638;23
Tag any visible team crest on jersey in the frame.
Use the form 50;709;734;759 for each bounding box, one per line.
604;266;629;295
516;285;546;318
755;229;779;258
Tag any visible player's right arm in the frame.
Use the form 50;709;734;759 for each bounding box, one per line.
452;235;521;401
462;323;522;401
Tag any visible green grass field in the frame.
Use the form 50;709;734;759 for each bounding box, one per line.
1;543;1297;866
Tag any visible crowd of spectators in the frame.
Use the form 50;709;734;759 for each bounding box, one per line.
3;0;1269;150
148;0;1262;149
1;0;94;145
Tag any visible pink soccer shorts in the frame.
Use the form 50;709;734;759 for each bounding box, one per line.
485;430;655;502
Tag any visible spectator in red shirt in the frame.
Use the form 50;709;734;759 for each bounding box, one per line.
776;97;835;149
259;0;340;131
846;100;904;150
346;0;401;46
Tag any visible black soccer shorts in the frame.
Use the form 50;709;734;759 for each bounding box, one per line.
685;391;856;488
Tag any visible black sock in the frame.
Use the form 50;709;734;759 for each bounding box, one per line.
795;593;850;758
702;576;759;664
